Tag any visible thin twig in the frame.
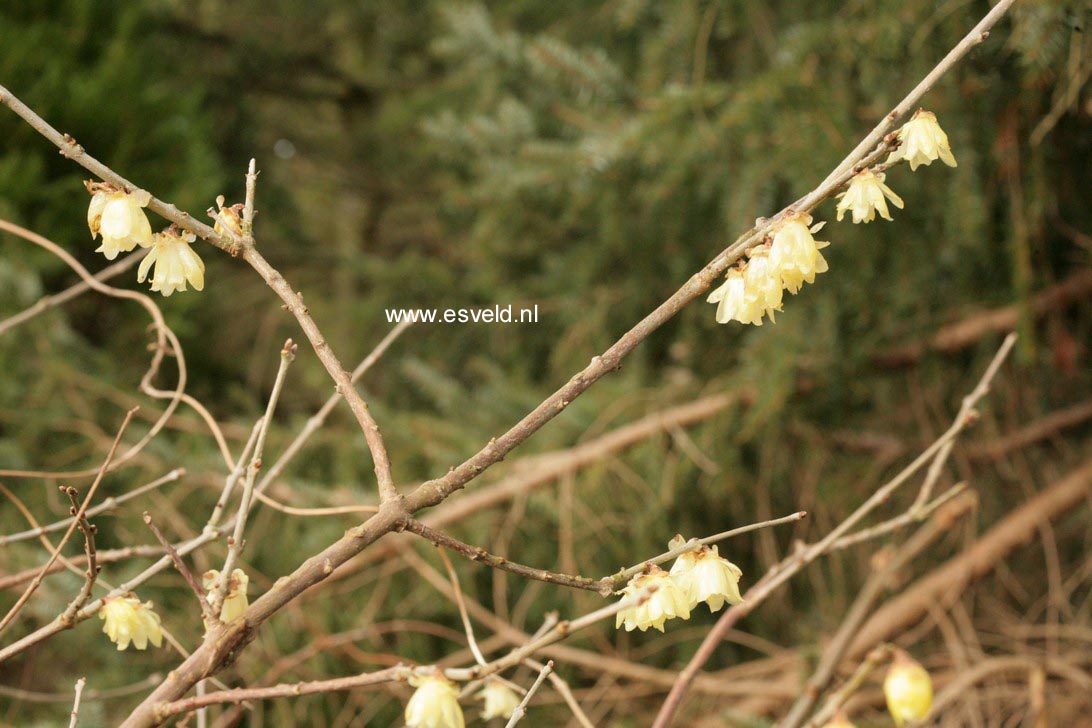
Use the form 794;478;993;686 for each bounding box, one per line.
1;469;184;546
0;249;145;337
435;545;488;666
651;334;1017;728
69;677;87;728
504;660;553;728
800;645;894;728
408;520;604;595
142;512;216;626
525;658;595;728
211;339;296;615
779;493;976;728
607;511;808;587
206;419;263;531
59;487;100;624
0;407;136;635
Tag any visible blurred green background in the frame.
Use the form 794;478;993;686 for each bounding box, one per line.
1;0;1089;725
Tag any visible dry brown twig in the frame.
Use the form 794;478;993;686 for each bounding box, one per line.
652;333;1017;728
0;0;1024;720
0;407;135;636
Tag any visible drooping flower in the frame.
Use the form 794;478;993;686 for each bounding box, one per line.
884;651;934;726
886;109;957;171
98;594;163;651
835;169;904;224
742;248;784;324
202;568;249;626
708;268;759;325
667;537;744;612
137;228;205;296
615;564;691;632
476;680;522;721
768;214;830;295
86;183;153;260
405;673;465;728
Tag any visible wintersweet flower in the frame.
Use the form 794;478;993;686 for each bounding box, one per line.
86;183;153;259
98;594;163;651
887;109;957;171
835;170;904;224
405;673;465;728
137;228;205;296
741;249;783;324
708;268;760;325
476;680;522;721
884;651;934;726
615;564;691;632
768;214;830;295
667;537;744;612
202;568;249;626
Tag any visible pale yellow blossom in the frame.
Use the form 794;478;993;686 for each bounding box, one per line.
137;229;205;296
86;184;153;259
202;568;249;626
768;214;830;295
668;538;744;612
708;268;760;325
405;674;465;728
98;594;163;651
887;109;957;171
476;680;522;721
615;565;691;632
742;249;783;324
884;651;933;726
835;170;904;224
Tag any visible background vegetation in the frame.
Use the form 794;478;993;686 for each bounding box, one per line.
1;0;1089;725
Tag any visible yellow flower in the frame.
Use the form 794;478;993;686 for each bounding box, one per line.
202;568;249;626
405;674;465;728
476;680;522;721
708;269;758;325
835;170;904;224
86;184;153;260
768;214;830;295
137;229;205;296
667;538;744;612
884;651;933;726
742;249;783;321
615;565;691;632
98;594;163;651
887;109;957;171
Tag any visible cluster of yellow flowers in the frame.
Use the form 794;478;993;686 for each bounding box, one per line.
403;672;523;727
85;182;206;296
615;537;744;633
818;650;934;728
709;109;956;326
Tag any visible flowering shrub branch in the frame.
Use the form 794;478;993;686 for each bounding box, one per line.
0;0;1038;724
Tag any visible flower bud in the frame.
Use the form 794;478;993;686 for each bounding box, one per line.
884;651;933;726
